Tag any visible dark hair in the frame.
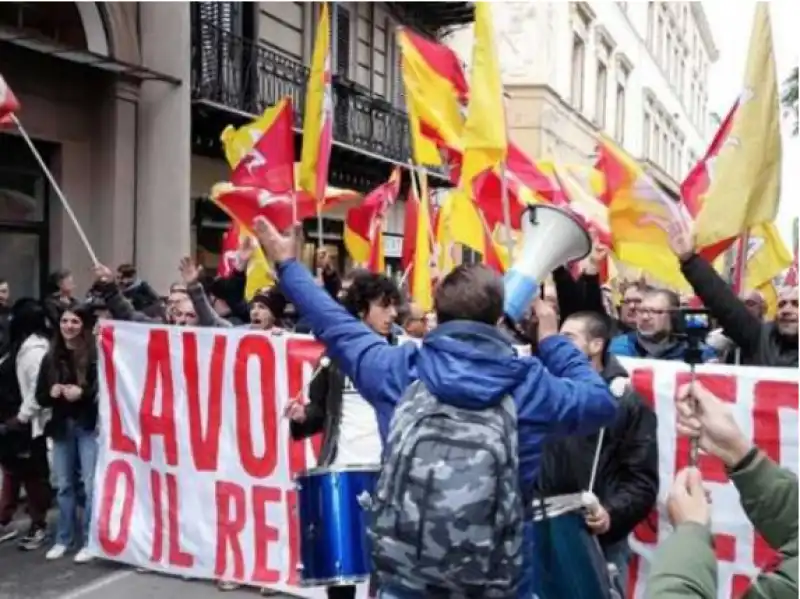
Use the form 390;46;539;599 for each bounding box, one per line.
7;298;50;353
50;305;97;386
47;269;71;295
565;311;612;343
251;288;287;321
434;264;504;326
340;272;401;318
0;277;7;286
396;303;411;325
117;264;137;278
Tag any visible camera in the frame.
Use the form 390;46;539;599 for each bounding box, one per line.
676;308;711;366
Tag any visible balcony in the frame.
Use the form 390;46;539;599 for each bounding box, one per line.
191;16;412;164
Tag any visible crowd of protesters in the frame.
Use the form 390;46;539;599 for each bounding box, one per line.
0;224;796;597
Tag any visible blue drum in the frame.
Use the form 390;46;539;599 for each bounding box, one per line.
530;494;614;599
295;464;380;587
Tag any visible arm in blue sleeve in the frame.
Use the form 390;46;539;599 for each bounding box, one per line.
518;335;618;437
276;260;414;407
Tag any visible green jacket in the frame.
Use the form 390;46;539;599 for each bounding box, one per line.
647;448;798;598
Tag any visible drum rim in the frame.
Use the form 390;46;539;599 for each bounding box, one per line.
298;574;371;587
297;464;381;477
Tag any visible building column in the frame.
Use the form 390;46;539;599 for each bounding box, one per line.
92;81;138;269
135;2;191;293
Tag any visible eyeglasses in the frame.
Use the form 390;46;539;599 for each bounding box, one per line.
778;299;799;309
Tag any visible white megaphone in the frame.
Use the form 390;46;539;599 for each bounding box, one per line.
503;204;592;322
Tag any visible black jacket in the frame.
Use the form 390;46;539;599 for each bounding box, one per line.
681;254;798;368
535;355;659;547
289;332;396;466
553;267;630;335
289;358;346;466
35;349;99;437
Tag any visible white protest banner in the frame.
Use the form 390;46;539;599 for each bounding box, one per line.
89;321;367;598
619;357;798;599
90;322;798;599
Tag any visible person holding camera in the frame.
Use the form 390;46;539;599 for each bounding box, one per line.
669;228;798;368
608;287;717;362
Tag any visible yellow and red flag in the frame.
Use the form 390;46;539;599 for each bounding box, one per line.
411;172;433;310
343;168;401;266
594;135;690;289
0;74;20;125
681;99;789;296
215;221;276;297
299;3;333;203
398;27;468;164
460;2;507;200
694;3;781;248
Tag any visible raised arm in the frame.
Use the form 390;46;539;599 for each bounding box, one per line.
519;335;617;437
276;259;415;409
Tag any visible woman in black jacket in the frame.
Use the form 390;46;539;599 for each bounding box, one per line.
36;304;99;564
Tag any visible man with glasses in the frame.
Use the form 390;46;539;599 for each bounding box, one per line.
669;230;798;368
609;288;717;362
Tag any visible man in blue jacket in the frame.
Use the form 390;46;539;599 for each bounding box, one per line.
254;218;617;597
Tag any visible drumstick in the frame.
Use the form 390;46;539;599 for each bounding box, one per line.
291;356;331;403
587;428;605;496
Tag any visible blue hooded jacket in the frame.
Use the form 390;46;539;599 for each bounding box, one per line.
277;260;617;494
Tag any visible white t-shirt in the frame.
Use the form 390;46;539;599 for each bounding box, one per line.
333;376;382;466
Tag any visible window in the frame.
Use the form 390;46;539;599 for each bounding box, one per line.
689;82;695;120
643;113;652;158
571;34;585;110
656;16;664;62
334;4;351;76
662;132;669;170
666;32;672;75
673;46;680;85
647;2;656;47
654;123;661;162
595;61;608;127
615;83;626;143
678;59;685;97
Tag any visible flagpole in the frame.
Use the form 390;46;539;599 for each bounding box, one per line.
499;162;514;261
10;115;99;267
406;160;436;251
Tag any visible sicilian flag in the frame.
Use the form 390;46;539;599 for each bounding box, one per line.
343;168;401;266
0;74;20;126
398;28;468;165
211;98;297;231
410;172;433;310
217;221;242;278
299;3;333;204
594;135;692;290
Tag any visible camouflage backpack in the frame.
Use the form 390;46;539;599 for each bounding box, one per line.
369;381;524;598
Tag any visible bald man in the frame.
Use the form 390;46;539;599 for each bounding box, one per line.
401;302;426;339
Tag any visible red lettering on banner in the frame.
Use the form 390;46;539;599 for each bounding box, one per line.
752;380;798;466
285;489;300;586
183;331;226;471
252;486;282;584
629;367;660;550
674;372;737;483
166;472;194;567
100;326;137;456
286;338;324;476
150;470;163;563
234;335;278;478
140;330;179;466
97;459;135;556
215;482;246;581
751;380;797;572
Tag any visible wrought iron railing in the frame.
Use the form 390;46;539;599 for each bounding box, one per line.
191;16;412;163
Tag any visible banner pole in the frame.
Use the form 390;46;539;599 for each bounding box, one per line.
11;115;99;267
